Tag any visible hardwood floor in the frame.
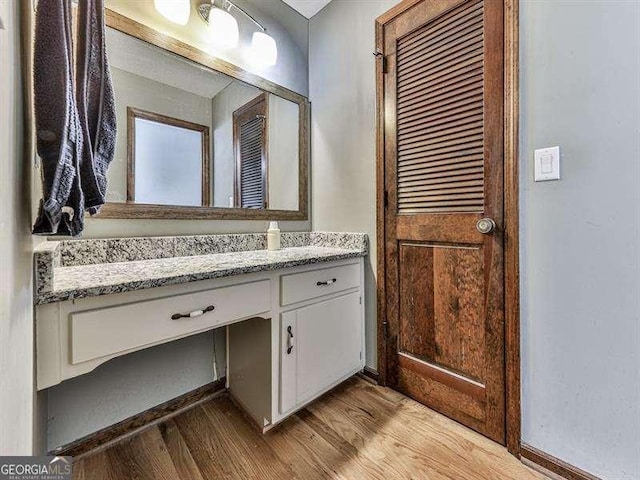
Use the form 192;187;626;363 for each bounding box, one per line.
73;377;547;480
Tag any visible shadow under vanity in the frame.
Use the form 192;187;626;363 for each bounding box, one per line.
34;232;367;451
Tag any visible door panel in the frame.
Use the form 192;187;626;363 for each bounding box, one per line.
379;0;505;443
399;243;485;382
396;0;485;215
396;354;485;422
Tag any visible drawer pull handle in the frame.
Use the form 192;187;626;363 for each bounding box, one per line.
316;278;337;286
287;326;294;354
171;305;215;320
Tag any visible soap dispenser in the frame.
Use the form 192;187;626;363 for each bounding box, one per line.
267;221;281;251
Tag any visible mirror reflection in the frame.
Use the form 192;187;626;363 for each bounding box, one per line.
128;108;210;207
105;27;300;211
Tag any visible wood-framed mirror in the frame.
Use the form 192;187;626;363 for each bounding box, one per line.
97;9;309;221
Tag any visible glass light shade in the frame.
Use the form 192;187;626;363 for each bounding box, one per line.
208;8;239;49
248;31;278;67
153;0;191;25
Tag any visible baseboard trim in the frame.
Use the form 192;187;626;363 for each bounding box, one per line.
50;377;226;459
357;366;380;384
521;444;602;480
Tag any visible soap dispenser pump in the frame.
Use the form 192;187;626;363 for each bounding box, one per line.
267;221;280;251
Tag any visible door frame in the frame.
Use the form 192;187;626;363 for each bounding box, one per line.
375;0;521;457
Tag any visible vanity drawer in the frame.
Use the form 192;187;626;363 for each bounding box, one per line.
280;262;360;306
70;280;270;364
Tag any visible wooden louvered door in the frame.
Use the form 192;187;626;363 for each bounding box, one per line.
377;0;506;443
234;93;268;209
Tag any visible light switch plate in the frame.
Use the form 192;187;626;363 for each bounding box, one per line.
534;146;560;181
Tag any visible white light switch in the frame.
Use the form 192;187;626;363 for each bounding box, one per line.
534;146;560;181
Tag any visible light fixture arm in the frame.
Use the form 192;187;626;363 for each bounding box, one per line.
198;0;267;32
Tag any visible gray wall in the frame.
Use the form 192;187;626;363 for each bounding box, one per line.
519;2;640;479
309;1;640;479
0;0;35;455
43;0;309;450
309;0;395;368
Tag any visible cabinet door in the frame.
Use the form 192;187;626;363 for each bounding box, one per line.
280;291;363;414
295;292;362;404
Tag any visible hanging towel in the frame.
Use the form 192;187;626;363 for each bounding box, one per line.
32;0;85;236
33;0;117;236
76;0;117;214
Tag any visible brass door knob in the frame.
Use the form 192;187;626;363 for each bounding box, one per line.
476;218;496;234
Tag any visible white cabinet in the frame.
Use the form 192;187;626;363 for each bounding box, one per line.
280;291;363;415
37;257;365;431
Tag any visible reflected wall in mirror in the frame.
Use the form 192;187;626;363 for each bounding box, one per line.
99;10;308;220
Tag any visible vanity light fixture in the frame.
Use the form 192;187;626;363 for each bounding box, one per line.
206;6;239;48
249;31;278;67
198;0;278;66
154;0;191;25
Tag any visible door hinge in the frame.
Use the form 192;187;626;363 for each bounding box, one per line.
373;51;387;74
382;320;389;337
383;190;389;209
359;295;362;305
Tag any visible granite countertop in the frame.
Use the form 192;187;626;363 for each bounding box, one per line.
34;232;368;305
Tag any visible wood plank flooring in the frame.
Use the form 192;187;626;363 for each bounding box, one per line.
73;377;547;480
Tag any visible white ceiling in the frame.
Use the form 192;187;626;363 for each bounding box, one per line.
282;0;333;18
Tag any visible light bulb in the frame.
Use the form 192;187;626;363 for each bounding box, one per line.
208;7;239;49
154;0;191;25
248;31;277;67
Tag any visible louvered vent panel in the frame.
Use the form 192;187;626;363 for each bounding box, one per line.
396;0;484;213
240;117;265;209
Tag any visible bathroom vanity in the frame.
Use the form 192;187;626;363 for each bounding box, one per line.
34;232;367;431
27;0;364;449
